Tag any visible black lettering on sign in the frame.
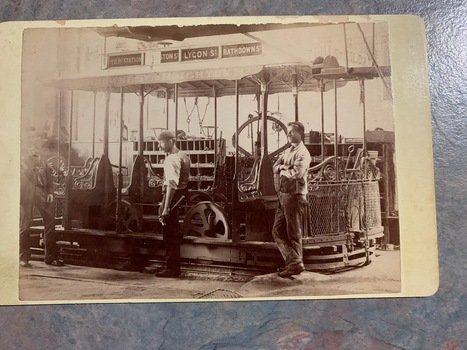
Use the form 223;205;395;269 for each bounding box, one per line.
161;50;180;63
181;47;219;61
222;43;262;58
107;53;144;68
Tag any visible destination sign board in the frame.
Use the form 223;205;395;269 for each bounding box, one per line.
160;50;180;63
161;43;262;63
107;53;144;68
181;47;219;61
222;43;262;58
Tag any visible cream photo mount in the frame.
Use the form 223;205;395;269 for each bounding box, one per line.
0;15;438;305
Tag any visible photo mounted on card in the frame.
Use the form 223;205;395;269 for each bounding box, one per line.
0;15;438;305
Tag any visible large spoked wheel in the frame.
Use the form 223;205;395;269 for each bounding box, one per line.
182;201;230;239
232;115;289;158
101;199;143;233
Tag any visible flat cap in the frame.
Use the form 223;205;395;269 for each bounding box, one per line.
288;121;305;133
157;130;176;141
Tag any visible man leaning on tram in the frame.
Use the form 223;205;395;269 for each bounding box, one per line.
156;130;190;278
272;121;311;278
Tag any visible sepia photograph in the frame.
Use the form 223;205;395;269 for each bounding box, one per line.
17;18;401;302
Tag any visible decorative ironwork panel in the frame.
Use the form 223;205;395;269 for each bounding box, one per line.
306;182;382;237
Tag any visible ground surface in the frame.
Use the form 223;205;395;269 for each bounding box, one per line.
19;250;400;301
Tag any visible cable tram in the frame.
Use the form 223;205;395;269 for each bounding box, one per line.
32;23;392;272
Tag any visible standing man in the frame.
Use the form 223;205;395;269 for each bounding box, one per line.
156;130;190;278
272;121;311;277
20;132;63;267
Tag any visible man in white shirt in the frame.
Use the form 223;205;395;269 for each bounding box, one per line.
272;121;311;277
155;130;190;278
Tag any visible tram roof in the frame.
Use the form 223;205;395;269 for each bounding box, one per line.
47;63;390;97
46;21;392;96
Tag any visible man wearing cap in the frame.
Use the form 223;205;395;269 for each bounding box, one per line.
272;121;311;277
155;130;190;278
20;130;63;267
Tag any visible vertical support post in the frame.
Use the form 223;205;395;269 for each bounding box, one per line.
138;84;145;202
116;87;124;234
67;91;74;173
213;86;218;183
334;79;338;167
261;84;269;156
320;81;325;161
292;70;299;122
361;79;367;155
64;90;74;230
57;90;62;177
103;89;110;158
92;91;97;158
232;80;240;243
174;83;179;143
166;88;170;129
333;79;340;233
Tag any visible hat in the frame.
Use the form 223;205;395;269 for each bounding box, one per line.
287;121;305;134
157;130;176;141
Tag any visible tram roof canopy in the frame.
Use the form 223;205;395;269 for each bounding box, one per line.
48;63;390;97
48;23;391;97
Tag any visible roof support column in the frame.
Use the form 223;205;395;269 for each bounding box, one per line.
116;87;124;234
138;84;145;202
103;89;110;158
232;80;240;243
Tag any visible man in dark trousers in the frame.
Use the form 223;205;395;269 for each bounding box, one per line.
156;130;190;278
20;131;63;267
272;121;311;277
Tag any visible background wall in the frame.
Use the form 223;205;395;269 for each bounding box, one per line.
1;1;466;349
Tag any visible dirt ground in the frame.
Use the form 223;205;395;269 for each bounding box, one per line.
18;250;400;302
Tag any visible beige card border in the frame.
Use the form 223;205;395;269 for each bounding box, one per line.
0;15;438;305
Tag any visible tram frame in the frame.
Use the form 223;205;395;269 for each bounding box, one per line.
36;24;392;272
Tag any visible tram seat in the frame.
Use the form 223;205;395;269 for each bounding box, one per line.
70;157;93;177
126;156;163;204
68;155;117;228
238;157;260;193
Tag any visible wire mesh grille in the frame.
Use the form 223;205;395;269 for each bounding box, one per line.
306;181;381;237
197;288;244;299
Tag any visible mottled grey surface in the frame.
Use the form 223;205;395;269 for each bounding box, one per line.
1;1;466;349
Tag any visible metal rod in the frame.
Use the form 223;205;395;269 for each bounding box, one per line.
293;70;299;122
334;79;338;176
261;84;268;156
232;79;240;243
139;84;145;202
320;81;325;161
57;90;62;175
361;79;367;179
103;89;110;157
334;79;340;233
174;83;179;143
68;90;74;173
92;91;97;158
166;89;170;129
213;86;218;185
116;88;124;234
64;90;74;230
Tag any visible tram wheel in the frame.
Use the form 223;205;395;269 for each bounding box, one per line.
101;199;143;233
182;201;230;239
